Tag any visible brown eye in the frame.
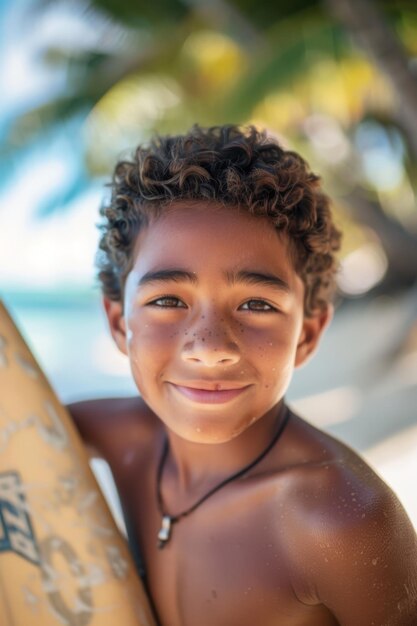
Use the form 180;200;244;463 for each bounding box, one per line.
240;300;276;312
149;296;186;308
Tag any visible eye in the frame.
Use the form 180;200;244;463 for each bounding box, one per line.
239;299;277;312
147;296;187;308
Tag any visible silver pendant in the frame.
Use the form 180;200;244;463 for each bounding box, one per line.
158;515;173;549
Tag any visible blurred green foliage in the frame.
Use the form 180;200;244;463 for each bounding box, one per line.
7;0;417;295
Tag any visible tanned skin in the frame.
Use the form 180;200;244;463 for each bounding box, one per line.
68;202;417;626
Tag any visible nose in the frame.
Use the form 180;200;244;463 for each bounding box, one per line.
181;320;240;367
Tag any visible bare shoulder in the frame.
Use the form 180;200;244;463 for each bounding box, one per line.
281;411;417;625
66;395;161;461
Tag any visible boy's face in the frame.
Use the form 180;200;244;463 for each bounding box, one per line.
105;202;331;443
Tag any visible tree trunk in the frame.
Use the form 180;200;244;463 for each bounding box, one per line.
324;0;417;160
341;188;417;289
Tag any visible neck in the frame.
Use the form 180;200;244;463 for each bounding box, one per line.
163;400;287;498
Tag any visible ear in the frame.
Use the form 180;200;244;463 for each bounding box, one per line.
103;297;128;355
294;304;333;368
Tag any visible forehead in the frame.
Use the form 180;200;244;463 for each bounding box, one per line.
132;201;296;276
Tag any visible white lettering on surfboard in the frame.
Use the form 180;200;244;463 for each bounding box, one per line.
22;585;41;612
40;534;93;626
106;545;128;580
15;351;39;379
35;401;68;450
0;401;68;453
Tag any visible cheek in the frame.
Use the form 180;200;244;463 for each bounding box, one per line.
245;325;299;389
125;327;166;399
125;315;181;373
243;321;299;360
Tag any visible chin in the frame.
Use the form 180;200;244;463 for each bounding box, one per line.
183;432;227;445
167;423;233;444
166;412;261;445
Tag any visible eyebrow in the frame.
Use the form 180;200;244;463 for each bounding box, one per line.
138;269;198;287
226;270;291;294
138;267;290;294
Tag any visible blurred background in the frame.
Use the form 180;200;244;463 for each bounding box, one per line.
1;0;416;528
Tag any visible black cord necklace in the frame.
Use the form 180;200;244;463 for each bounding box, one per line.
156;406;290;549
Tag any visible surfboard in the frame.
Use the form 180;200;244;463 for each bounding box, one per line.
0;300;157;626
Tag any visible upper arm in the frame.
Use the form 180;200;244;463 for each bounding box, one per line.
66;399;106;459
303;472;417;625
66;396;150;462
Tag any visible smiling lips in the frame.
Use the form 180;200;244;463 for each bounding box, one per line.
170;382;251;404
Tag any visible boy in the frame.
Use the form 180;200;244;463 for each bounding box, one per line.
68;125;417;625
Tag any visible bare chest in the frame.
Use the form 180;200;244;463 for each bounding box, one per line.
149;511;298;626
116;464;338;626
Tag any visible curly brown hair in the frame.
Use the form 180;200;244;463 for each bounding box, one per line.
97;124;341;315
